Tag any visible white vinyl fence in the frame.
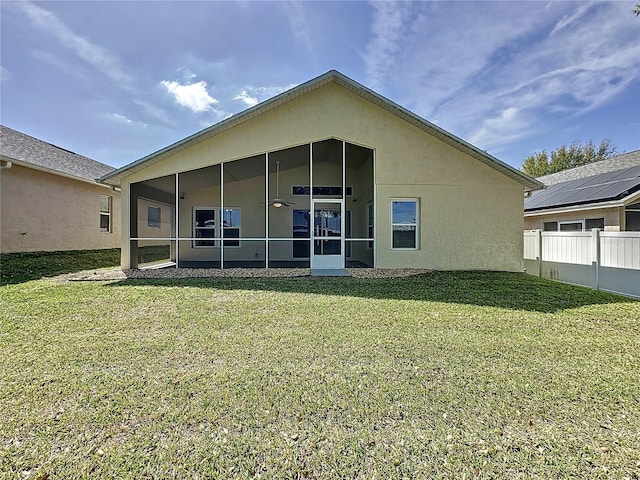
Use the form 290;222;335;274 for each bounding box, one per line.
524;230;640;298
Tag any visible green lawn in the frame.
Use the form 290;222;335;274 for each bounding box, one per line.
1;261;639;478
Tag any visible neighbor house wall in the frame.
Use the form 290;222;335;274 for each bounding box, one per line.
118;82;525;271
0;164;120;253
524;206;623;231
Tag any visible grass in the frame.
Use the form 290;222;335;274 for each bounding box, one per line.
0;261;639;478
0;246;175;285
0;249;121;285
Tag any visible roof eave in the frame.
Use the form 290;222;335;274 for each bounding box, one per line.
100;70;544;191
1;154;114;188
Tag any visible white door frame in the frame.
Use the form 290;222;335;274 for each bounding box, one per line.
311;199;344;269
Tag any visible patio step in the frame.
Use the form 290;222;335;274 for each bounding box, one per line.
311;268;350;277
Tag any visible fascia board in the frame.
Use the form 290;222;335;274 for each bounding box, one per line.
1;155;116;190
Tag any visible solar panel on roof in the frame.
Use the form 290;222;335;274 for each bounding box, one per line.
607;164;640;181
560;184;612;204
525;165;640;211
594;178;640;200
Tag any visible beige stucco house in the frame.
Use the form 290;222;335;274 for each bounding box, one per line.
0;125;121;253
101;71;542;273
524;150;640;232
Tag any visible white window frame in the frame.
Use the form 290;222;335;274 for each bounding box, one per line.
367;202;374;249
221;207;241;248
390;198;419;250
192;207;241;248
148;205;161;228
99;194;111;233
558;219;585;232
193;207;217;248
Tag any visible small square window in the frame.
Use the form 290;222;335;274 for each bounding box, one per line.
585;218;604;230
148;206;161;228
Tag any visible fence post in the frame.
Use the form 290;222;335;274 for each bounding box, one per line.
537;229;543;277
592;228;601;290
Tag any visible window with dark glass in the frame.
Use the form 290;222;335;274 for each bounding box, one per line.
222;208;241;247
391;199;418;249
148;206;161;228
585;218;604;230
193;208;215;247
99;195;111;233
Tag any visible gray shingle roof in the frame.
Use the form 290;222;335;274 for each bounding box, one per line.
525;151;640;212
0;125;114;182
536;150;640;185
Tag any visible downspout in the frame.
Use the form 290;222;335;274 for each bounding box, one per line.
0;161;13;170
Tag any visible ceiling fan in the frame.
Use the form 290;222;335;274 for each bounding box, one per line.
269;161;295;208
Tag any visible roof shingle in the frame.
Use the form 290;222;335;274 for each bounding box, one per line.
536;150;640;186
0;125;114;182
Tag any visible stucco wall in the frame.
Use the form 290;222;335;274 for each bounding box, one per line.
118;82;525;271
137;197;173;241
0;164;120;253
524;207;623;231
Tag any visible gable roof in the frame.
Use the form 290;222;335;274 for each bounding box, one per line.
0;125;115;182
100;70;542;191
525;151;640;213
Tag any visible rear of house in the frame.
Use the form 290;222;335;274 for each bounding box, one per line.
101;71;541;272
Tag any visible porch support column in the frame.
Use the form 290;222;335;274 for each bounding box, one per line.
220;162;224;270
128;182;139;269
265;152;269;269
174;173;179;268
342;140;346;266
309;142;313;270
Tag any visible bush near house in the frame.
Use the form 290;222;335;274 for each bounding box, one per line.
1;269;639;478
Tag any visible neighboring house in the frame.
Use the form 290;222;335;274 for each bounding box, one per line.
100;70;542;273
524;150;640;232
0;125;121;253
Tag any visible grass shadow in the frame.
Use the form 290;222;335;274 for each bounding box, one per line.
106;270;635;313
1;249;121;285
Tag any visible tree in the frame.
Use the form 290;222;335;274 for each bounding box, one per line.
521;139;617;177
635;2;640;16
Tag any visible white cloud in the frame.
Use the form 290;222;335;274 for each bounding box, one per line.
234;90;259;107
160;80;219;113
113;113;132;124
14;1;131;87
468;107;530;151
364;0;412;90
283;1;316;66
0;65;11;82
233;84;297;108
549;4;591;36
364;1;640;154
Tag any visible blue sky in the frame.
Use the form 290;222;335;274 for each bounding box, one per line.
1;1;639;170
